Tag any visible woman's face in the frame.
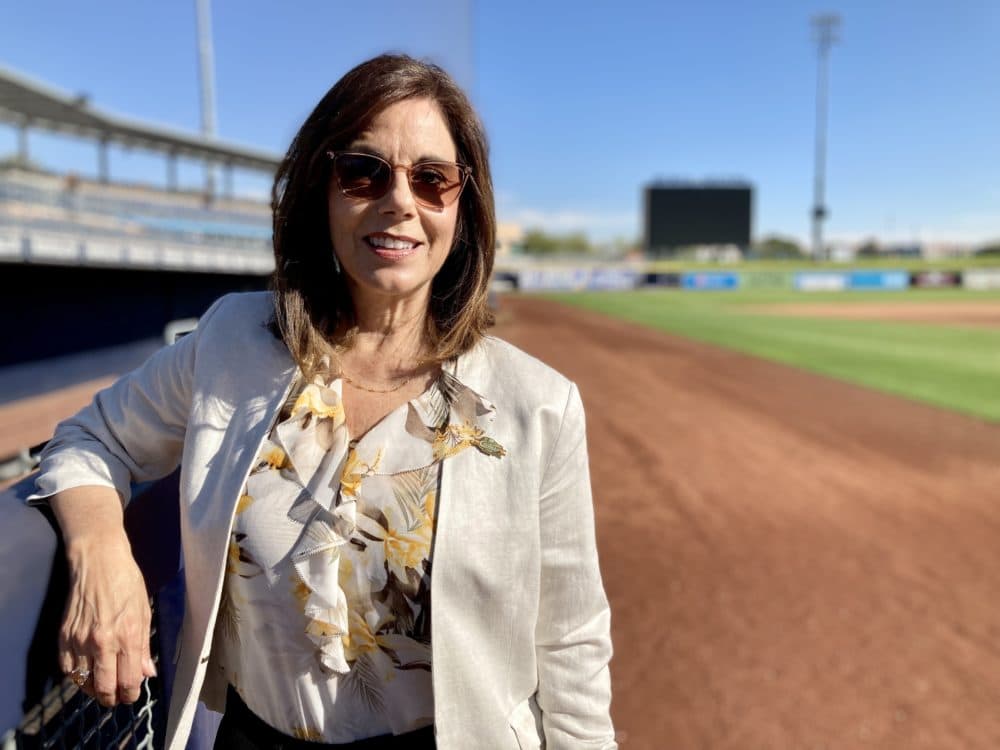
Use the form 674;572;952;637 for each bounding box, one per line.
327;97;461;312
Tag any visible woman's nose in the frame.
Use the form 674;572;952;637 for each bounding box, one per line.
378;168;417;216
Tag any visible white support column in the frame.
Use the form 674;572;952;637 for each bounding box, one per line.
17;120;29;165
98;137;110;183
167;151;178;191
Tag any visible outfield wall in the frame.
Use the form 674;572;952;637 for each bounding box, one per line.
501;265;1000;292
965;269;1000;290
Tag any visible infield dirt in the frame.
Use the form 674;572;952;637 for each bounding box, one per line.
494;294;1000;750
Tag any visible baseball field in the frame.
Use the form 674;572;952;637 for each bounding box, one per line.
4;283;999;748
493;286;1000;750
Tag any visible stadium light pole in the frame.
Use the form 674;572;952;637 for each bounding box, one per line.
810;13;840;260
196;0;218;197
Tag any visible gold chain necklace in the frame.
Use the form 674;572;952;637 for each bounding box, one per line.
340;371;414;394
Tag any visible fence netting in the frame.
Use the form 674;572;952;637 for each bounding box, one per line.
14;625;164;750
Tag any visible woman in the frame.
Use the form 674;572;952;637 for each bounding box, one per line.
29;54;616;749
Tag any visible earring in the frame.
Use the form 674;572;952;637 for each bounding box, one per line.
332;252;342;274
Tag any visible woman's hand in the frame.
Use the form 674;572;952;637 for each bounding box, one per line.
50;487;157;707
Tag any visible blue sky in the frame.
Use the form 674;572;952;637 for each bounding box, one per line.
1;0;997;246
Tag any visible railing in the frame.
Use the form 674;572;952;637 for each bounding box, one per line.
0;213;272;250
0;172;273;270
1;472;182;750
13;633;164;750
0;225;274;274
0;175;270;228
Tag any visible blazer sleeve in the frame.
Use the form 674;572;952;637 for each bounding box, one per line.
28;295;227;507
535;382;617;749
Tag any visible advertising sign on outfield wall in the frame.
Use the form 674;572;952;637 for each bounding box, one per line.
964;269;1000;290
644;272;682;287
588;268;641;290
795;272;847;291
518;269;589;291
740;271;795;289
518;268;640;291
493;271;519;289
847;270;909;290
681;272;739;290
911;270;962;288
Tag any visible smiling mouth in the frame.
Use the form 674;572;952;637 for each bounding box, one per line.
364;233;421;260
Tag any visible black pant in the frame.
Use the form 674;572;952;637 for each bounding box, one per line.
214;686;436;749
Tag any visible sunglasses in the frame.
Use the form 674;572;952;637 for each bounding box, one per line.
326;151;472;209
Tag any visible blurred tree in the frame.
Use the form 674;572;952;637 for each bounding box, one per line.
519;228;593;255
974;242;1000;257
609;236;642;259
752;235;806;259
857;238;881;257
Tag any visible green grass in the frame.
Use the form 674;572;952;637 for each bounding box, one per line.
544;288;1000;422
644;257;1000;272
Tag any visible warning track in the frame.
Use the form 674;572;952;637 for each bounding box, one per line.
494;294;1000;750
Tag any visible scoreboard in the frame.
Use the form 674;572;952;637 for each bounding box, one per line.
644;185;752;252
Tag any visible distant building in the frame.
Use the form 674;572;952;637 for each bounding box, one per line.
643;182;753;257
826;241;855;262
922;241;975;260
495;222;523;257
881;244;922;258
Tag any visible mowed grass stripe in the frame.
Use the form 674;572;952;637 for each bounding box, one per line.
681;288;1000;306
646;257;1000;272
545;290;1000;422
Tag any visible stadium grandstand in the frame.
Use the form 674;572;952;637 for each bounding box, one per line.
0;164;274;274
0;63;288;749
1;63;279;370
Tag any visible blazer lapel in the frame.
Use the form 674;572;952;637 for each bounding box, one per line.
169;324;298;746
430;340;500;743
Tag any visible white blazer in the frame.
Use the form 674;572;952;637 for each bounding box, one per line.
31;292;617;750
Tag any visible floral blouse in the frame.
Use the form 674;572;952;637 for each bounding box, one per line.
212;366;505;742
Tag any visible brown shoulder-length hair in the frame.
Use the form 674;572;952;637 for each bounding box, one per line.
269;53;496;376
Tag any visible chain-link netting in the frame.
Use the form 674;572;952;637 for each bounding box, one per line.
14;627;164;750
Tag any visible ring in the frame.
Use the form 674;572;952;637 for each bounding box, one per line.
69;668;91;687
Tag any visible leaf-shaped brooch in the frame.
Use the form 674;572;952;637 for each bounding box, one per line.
473;436;506;459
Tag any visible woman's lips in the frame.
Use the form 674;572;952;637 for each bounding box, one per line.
364;234;421;260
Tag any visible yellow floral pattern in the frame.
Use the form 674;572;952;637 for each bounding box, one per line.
291;726;324;742
214;366;502;741
236;493;254;514
291;383;345;422
260;445;289;470
339;446;383;498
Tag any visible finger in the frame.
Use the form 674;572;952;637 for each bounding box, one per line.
59;600;88;675
117;649;142;704
140;634;157;678
65;654;92;691
91;644;119;708
58;639;75;676
58;641;80;678
138;603;156;678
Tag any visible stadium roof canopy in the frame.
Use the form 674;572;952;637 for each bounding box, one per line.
0;64;281;172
